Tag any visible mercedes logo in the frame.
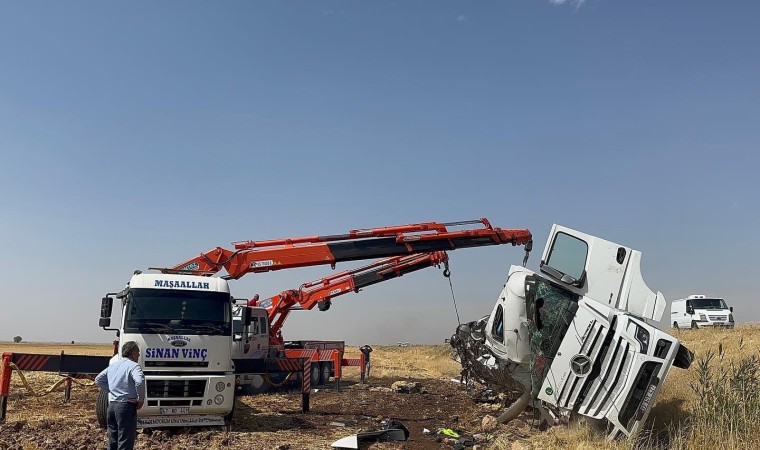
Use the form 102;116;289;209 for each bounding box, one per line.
570;354;592;376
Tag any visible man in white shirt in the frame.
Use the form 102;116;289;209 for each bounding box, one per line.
95;341;145;450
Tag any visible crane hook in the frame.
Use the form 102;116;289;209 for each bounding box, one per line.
443;261;451;278
522;239;533;267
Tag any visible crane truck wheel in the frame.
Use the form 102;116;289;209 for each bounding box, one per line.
310;363;321;387
673;322;679;329
320;362;332;385
691;321;699;330
96;389;108;429
224;397;236;425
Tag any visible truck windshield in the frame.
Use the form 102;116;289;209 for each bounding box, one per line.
691;298;728;310
124;288;231;336
525;275;579;397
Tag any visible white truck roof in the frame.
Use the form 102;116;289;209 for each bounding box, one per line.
128;273;230;293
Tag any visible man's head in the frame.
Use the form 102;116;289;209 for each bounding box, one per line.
121;341;140;361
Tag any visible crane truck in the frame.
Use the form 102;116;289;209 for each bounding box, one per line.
450;224;693;440
232;251;452;393
95;218;532;428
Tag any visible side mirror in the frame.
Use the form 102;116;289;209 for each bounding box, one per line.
243;307;253;326
100;297;113;327
730;306;734;313
686;307;694;315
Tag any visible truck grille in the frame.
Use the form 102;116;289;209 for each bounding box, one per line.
553;318;634;418
146;379;207;398
708;315;727;321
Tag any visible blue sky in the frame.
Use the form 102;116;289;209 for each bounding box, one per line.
1;1;758;344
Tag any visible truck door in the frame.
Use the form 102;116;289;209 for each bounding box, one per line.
243;309;268;359
539;225;665;321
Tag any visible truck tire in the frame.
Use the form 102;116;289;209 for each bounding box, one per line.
310;362;321;387
673;322;679;329
320;362;331;385
224;397;236;425
691;321;699;330
96;389;108;429
240;375;270;395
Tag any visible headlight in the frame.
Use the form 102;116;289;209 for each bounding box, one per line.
214;395;224;405
635;324;650;353
700;314;707;321
215;382;225;392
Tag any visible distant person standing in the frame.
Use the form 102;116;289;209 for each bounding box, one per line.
359;344;373;379
95;341;145;450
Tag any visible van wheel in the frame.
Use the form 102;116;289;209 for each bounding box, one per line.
673;322;679;330
96;389;108;429
691;321;699;330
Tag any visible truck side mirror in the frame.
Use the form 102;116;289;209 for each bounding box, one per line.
243;307;253;326
730;306;734;313
686;306;694;315
99;297;113;327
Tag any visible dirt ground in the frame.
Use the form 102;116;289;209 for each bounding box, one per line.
0;374;534;450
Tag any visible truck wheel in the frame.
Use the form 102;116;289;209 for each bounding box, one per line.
240;375;270;395
310;363;321;386
691;321;699;330
96;389;108;429
320;362;331;385
224;397;236;425
673;322;679;330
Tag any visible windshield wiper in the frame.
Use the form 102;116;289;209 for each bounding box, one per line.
177;324;224;334
137;322;175;332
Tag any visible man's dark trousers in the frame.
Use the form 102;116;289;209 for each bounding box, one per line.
107;401;137;450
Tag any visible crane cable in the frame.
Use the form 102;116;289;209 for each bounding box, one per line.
442;260;461;325
444;242;532;327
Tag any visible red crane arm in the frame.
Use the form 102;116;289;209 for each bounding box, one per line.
159;218;532;279
258;251;451;346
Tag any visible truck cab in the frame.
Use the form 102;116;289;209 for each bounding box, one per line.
671;295;734;329
454;225;693;440
99;273;237;428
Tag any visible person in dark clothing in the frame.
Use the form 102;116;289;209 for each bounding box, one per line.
95;341;145;450
359;344;373;378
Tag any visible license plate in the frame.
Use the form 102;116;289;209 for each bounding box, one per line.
160;407;189;415
636;384;658;419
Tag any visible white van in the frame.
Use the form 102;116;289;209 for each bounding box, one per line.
671;294;734;329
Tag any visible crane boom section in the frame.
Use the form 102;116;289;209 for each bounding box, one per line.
162;218;532;279
263;252;450;345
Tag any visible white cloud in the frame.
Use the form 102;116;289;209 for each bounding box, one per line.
550;0;586;8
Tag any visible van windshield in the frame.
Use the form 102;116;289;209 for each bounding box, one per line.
691;298;728;310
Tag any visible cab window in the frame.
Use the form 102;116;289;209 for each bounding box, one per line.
543;232;588;286
491;305;504;343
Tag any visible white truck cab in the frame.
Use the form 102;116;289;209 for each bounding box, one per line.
453;224;693;440
98;273;240;428
671;294;734;329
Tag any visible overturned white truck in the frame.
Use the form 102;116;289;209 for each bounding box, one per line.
451;225;693;440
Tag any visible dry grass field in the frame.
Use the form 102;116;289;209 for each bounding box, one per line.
1;325;759;449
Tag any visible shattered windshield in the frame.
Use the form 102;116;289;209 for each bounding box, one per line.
525;275;580;397
691;298;728;310
124;288;232;335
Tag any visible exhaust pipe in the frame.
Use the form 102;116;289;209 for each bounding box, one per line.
497;389;531;424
